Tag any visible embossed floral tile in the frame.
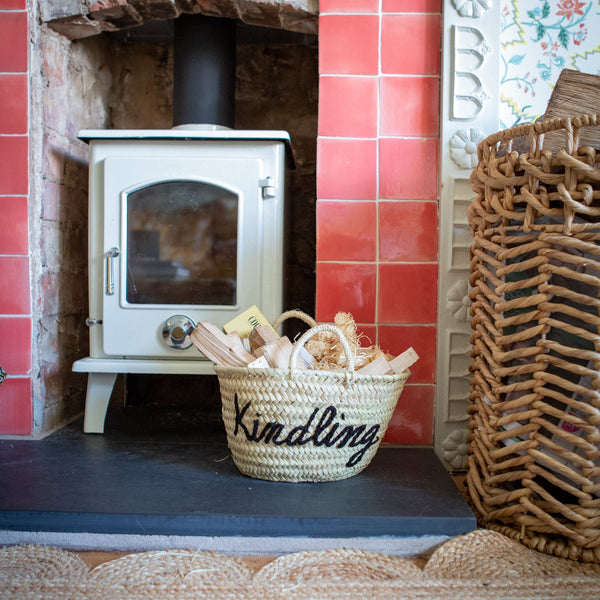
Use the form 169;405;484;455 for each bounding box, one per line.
499;0;600;128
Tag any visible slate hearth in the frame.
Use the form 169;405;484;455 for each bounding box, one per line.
0;386;475;555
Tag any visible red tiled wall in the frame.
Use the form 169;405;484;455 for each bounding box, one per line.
317;0;440;444
0;2;439;439
0;0;32;435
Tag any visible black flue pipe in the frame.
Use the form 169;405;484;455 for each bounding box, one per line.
173;14;237;128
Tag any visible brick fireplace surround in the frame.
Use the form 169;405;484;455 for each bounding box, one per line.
0;0;440;445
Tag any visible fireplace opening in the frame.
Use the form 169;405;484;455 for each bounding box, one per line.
73;15;318;428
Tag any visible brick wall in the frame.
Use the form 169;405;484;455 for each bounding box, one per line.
34;30;107;434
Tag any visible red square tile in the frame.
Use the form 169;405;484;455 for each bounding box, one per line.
378;325;436;383
0;377;32;435
319;15;379;75
0;317;31;375
0;196;28;254
0;11;27;73
319;0;379;12
380;76;440;137
382;0;441;12
378;263;438;323
379;201;438;262
316;262;376;323
383;384;434;443
379;138;438;200
381;15;441;75
357;324;377;345
317;201;377;261
0;0;26;8
319;76;378;138
0;257;30;314
317;138;377;200
0;74;27;134
0;136;28;194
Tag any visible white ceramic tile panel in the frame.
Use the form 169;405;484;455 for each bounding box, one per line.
437;0;600;470
436;0;500;470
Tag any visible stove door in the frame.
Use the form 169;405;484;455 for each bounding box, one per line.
101;156;267;358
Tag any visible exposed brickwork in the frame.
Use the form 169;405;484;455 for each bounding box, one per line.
129;0;180;20
87;2;143;29
235;37;317;328
88;0;130;9
280;1;316;32
45;15;105;40
32;30;111;433
235;0;280;28
44;0;318;39
178;0;238;18
39;0;87;22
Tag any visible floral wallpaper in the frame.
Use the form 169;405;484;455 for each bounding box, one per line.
500;0;600;128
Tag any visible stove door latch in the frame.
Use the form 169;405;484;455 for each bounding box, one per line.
259;176;276;199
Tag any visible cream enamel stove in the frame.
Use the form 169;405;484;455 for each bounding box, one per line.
73;127;290;432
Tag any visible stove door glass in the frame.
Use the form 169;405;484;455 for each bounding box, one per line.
126;181;237;305
101;153;270;358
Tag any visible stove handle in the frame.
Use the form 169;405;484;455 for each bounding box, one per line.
105;247;120;296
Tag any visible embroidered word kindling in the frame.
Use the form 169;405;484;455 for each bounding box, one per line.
232;395;381;468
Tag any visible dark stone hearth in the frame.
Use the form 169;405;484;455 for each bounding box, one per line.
0;410;475;541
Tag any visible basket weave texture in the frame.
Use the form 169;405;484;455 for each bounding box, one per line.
216;321;409;482
467;114;600;562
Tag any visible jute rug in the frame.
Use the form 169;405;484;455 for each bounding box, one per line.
1;529;600;599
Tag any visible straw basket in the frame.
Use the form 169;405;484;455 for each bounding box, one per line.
467;114;600;562
215;315;409;483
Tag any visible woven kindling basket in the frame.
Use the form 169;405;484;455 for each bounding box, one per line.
215;312;409;482
467;114;600;562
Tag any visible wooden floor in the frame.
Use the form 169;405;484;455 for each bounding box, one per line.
76;550;278;570
76;549;429;571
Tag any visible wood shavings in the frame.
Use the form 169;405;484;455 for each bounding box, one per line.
305;312;388;371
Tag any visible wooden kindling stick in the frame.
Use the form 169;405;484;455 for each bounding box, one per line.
190;322;255;367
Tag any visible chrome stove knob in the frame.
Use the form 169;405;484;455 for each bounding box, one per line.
162;315;196;350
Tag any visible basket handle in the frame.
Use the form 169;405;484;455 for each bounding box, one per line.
272;310;318;332
289;323;355;374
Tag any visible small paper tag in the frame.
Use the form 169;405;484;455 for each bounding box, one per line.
223;306;277;338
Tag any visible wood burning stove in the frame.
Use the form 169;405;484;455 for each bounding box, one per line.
73;129;291;432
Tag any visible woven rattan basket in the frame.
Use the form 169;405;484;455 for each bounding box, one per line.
215;318;409;483
467;114;600;562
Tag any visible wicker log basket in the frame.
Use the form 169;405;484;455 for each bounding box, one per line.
216;312;410;483
467;114;600;562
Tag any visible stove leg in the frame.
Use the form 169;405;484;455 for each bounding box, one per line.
83;373;117;433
